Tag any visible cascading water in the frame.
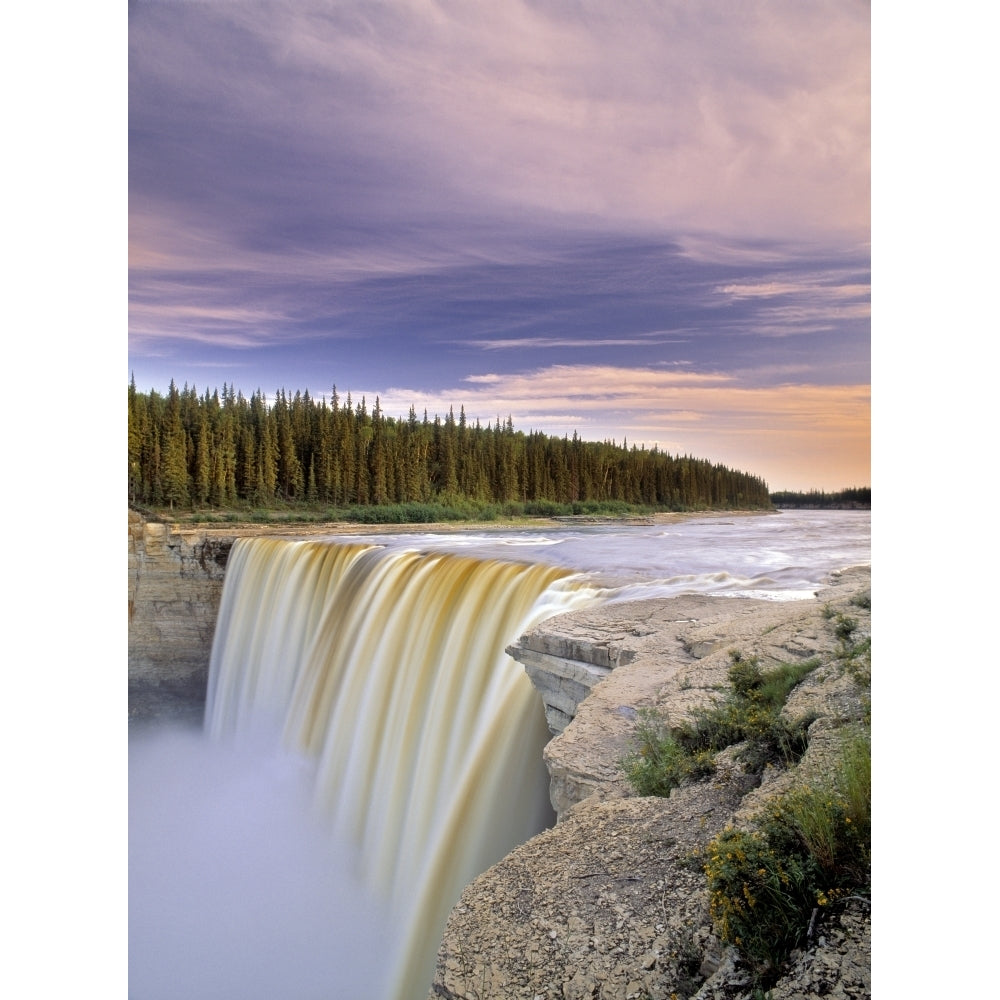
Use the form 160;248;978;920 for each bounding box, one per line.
200;536;603;999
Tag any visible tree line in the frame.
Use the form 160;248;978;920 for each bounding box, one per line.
128;378;773;513
770;487;871;509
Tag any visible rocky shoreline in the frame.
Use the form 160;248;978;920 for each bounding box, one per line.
430;566;871;1000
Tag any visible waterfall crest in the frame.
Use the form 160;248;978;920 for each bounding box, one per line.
205;536;600;998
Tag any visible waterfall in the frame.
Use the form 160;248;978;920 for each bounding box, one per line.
203;536;600;999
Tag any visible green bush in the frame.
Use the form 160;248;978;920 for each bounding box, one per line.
705;728;871;980
833;613;858;643
849;590;871;611
523;499;566;517
704;827;816;973
619;709;716;796
672;653;818;770
759;727;871;887
619;653;819;797
343;502;477;524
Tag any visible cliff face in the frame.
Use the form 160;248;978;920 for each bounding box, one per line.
433;567;871;1000
128;510;237;721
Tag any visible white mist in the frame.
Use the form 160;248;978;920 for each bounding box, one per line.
128;726;400;1000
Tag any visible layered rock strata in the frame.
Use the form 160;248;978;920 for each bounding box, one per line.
432;566;871;999
128;510;236;721
506;632;632;736
128;510;354;721
127;510;870;995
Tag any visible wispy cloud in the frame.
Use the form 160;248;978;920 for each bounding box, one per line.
129;0;869;490
367;363;870;490
473;334;691;351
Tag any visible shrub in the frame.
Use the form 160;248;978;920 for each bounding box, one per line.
619;652;819;797
672;653;818;770
523;499;566;517
849;590;871;611
705;728;871;981
828;597;870;690
704;827;816;973
618;709;716;796
344;502;474;524
833;613;858;643
472;503;501;521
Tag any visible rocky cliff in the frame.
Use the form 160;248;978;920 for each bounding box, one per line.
128;510;237;721
431;566;871;1000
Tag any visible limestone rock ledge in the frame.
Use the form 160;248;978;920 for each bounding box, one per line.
431;566;871;1000
128;509;237;721
505;631;632;736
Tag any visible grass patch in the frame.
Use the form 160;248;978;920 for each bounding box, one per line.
704;726;870;983
832;613;857;643
619;652;820;797
619;709;716;796
830;593;871;690
849;590;871;611
840;635;871;689
817;593;870;689
674;652;819;773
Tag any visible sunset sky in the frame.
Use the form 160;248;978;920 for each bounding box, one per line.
128;0;870;492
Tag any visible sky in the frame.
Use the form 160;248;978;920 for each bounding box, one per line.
128;0;870;492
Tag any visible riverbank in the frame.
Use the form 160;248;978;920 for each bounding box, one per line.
431;566;871;1000
133;505;776;535
128;508;870;995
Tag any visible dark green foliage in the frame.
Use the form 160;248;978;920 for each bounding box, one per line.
770;487;870;508
620;653;820;798
618;709;717;796
342;503;469;524
705;728;871;982
128;380;774;514
673;653;819;771
832;614;858;643
704;827;817;973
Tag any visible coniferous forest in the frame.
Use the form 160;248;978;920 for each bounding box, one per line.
128;378;774;518
770;487;870;509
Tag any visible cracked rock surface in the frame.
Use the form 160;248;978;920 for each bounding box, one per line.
431;566;871;1000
